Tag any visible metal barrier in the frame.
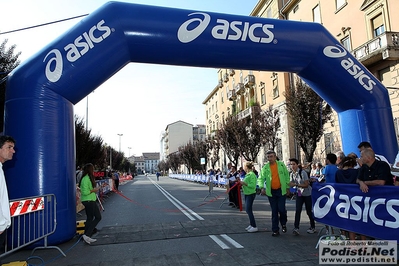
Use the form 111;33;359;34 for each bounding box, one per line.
0;194;65;259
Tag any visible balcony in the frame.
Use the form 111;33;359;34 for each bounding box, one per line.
227;90;236;101
228;69;235;76
223;73;229;83
218;79;223;88
236;105;260;120
352;31;399;66
235;83;245;95
244;74;255;87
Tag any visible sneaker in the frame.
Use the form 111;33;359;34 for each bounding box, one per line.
272;231;280;237
83;234;97;244
293;228;299;236
82;235;92;244
247;227;258;233
245;225;252;231
307;228;316;234
282;225;287;233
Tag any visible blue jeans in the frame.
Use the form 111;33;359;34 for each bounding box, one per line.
245;193;257;227
268;189;287;232
294;195;315;229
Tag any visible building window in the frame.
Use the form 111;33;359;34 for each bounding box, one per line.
261;88;266;105
313;5;321;23
324;133;333;155
341;36;351;51
293;5;299;13
372;14;385;37
336;0;346;10
272;73;279;99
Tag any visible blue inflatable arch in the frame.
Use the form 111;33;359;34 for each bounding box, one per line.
5;2;397;243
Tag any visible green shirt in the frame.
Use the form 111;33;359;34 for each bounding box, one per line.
258;161;290;197
80;174;96;202
242;171;257;195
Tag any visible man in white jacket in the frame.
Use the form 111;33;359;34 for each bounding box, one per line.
0;136;16;248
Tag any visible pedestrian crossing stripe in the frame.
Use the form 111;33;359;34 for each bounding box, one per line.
209;234;244;249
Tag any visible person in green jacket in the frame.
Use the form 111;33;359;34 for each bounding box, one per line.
239;161;258;233
258;150;290;236
79;163;102;244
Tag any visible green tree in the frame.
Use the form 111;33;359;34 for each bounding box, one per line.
206;134;221;170
284;77;334;162
179;142;203;174
167;152;181;173
235;104;280;163
259;104;281;151
216;115;241;167
158;160;170;175
194;140;207;171
0;39;21;131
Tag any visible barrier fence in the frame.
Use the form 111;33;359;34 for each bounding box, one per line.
169;173;230;187
0;194;65;259
76;175;134;214
169;174;243;210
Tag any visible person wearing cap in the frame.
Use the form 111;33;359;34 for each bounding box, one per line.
258;150;290;236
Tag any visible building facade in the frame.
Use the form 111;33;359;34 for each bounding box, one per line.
203;0;399;169
281;0;399;161
193;124;206;143
132;156;145;174
161;120;193;160
143;152;160;174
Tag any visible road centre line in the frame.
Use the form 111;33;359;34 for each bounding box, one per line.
149;177;204;221
209;235;230;249
220;234;244;248
209;234;244;249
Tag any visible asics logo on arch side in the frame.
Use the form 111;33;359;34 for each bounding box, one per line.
44;20;111;82
178;12;275;44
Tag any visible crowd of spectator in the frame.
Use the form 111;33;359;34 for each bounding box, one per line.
203;141;398;239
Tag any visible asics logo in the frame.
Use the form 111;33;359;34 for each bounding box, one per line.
323;45;376;91
178;12;275;44
44;20;111;83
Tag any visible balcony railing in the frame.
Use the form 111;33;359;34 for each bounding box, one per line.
236;105;260;120
352;31;399;66
227;90;236;101
235;83;245;95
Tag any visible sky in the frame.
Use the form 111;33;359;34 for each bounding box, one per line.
0;0;259;157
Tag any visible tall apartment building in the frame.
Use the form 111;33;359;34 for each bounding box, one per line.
203;0;399;169
203;0;295;172
281;0;399;159
161;120;193;159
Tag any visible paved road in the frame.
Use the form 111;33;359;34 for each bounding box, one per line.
3;174;328;265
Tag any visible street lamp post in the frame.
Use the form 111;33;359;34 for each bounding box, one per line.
128;147;132;157
117;133;123;152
